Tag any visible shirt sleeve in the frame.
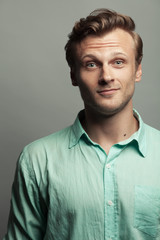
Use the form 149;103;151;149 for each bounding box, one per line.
3;150;47;240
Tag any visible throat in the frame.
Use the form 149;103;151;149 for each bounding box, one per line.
81;109;139;154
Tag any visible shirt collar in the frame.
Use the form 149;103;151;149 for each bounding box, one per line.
69;109;147;157
117;109;147;157
69;110;87;148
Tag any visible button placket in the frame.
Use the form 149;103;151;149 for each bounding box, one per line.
108;200;113;206
106;163;111;169
104;156;117;240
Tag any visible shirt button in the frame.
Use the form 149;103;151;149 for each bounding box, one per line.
108;200;113;206
106;163;111;168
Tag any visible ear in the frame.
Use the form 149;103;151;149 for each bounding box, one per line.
70;68;78;86
135;64;142;82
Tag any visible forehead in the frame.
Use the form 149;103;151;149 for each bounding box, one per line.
75;28;135;58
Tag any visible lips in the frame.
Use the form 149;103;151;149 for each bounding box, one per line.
97;88;119;95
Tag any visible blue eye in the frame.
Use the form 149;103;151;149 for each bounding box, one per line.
87;62;97;68
115;60;123;65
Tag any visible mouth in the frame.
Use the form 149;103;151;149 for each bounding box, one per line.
97;88;119;96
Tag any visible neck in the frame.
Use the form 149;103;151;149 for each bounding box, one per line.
82;104;139;154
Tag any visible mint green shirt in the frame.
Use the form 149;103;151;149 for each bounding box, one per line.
3;110;160;240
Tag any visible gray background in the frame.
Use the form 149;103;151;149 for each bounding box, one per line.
0;0;160;237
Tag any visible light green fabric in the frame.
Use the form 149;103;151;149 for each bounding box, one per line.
3;110;160;240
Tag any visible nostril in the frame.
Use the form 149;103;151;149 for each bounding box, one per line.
98;78;114;85
99;79;108;85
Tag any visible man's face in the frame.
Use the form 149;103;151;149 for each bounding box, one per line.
71;28;142;116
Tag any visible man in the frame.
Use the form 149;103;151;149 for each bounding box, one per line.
3;8;160;240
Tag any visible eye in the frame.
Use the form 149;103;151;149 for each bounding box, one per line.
115;60;123;65
112;59;126;68
86;62;97;68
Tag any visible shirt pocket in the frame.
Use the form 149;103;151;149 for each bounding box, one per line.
134;185;160;238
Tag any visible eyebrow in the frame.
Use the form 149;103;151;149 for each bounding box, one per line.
81;54;98;61
81;52;128;61
111;52;128;57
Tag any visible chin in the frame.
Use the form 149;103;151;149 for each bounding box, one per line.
93;103;130;117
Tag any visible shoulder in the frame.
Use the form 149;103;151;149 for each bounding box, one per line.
144;124;160;150
145;124;160;138
17;126;72;183
19;127;71;170
23;125;71;156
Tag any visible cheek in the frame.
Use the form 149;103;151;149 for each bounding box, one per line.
78;72;98;90
77;79;97;102
78;82;94;98
122;77;136;97
80;67;100;80
119;68;136;87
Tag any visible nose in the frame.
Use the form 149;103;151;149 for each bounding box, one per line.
98;64;114;85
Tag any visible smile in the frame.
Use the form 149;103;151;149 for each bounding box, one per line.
97;88;119;96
